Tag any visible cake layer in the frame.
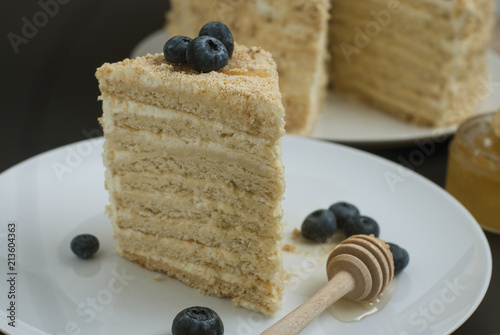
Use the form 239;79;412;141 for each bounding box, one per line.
101;97;280;162
106;126;281;173
330;21;487;69
116;246;282;315
333;0;476;18
333;57;486;106
331;12;493;64
334;74;447;119
103;145;283;200
111;221;281;281
111;207;282;252
330;39;486;88
113;221;284;315
106;168;283;243
96;49;285;140
332;0;494;44
332;52;450;96
109;171;282;215
111;188;282;236
330;0;495;61
335;69;482;126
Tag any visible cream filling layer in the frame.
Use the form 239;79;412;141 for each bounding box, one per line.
112;207;282;249
105;171;283;236
116;243;282;315
101;97;280;158
103;144;284;198
111;222;282;280
98;74;285;140
334;58;484;109
106;184;283;249
106;126;281;174
334;54;485;100
110;171;281;211
113;224;283;289
330;0;494;65
336;73;482;127
113;188;282;229
114;244;283;308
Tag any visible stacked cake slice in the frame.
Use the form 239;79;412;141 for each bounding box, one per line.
166;0;331;135
329;0;496;127
96;44;286;315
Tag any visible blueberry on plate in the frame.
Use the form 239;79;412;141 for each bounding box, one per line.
70;234;99;259
163;35;192;64
199;21;234;58
172;306;224;335
328;202;360;228
387;242;410;275
187;36;229;73
301;209;337;243
344;215;379;238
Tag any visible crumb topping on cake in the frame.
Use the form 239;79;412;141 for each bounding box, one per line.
97;44;279;95
96;44;285;139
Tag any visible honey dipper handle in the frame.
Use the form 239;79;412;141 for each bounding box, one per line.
261;271;355;335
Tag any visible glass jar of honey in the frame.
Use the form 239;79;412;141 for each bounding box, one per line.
445;111;500;233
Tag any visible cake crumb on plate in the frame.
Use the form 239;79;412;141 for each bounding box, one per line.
292;228;302;238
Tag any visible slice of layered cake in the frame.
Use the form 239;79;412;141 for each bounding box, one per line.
166;0;331;135
329;0;497;127
96;44;286;315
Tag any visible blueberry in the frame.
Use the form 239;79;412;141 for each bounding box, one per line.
301;209;337;243
70;234;99;259
328;202;360;228
172;306;224;335
187;36;229;73
163;35;192;64
388;243;410;275
199;21;234;58
344;215;379;238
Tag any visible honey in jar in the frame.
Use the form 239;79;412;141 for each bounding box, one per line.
446;111;500;233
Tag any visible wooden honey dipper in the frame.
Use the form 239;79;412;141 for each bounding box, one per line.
262;234;394;335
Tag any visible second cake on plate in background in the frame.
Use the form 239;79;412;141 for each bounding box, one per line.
166;0;497;133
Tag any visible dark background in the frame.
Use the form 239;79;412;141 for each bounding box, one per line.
1;1;499;334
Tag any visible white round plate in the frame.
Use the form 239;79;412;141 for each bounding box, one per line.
131;29;500;146
0;136;491;335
